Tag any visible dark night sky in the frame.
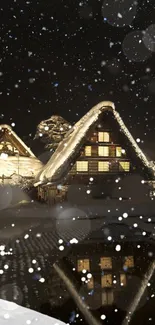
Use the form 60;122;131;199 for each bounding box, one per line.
0;0;155;158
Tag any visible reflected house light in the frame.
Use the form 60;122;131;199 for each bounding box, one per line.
0;153;8;160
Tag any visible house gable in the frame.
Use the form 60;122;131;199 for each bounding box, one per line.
64;110;151;185
0;125;35;157
34;101;154;187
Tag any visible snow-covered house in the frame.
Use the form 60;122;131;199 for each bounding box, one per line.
0;124;43;185
34;101;155;204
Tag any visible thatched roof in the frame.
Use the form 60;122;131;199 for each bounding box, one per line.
0;124;35;157
34;101;155;186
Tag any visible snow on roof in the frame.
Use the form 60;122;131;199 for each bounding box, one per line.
0;299;66;325
0;124;35;158
34;101;155;186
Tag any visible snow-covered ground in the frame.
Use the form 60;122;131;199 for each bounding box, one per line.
0;299;66;325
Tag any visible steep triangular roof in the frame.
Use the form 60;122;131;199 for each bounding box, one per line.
0;124;35;157
34;101;155;186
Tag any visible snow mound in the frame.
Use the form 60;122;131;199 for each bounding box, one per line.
0;299;66;325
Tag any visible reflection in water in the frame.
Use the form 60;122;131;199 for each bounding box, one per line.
0;215;155;325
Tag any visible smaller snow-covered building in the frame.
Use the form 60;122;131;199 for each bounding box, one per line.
34;101;155;204
0;124;43;185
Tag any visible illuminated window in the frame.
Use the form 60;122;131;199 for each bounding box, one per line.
98;146;109;157
124;256;134;268
101;274;112;288
102;290;114;305
116;147;122;157
76;161;88;172
98;161;109;172
120;274;127;286
85;146;91;156
98;132;110;142
100;257;112;269
77;259;90;272
87;277;94;290
119;161;130;172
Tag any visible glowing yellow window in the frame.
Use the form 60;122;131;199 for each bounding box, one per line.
120;274;127;286
101;274;112;288
85;146;91;156
76;161;88;171
98;161;109;172
100;257;112;269
116;147;122;157
98;146;109;157
77;259;90;272
102;290;114;305
119;161;130;172
87;277;94;290
124;256;134;268
98;132;110;142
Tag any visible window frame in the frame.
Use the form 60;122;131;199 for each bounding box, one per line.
102;290;114;306
116;146;122;157
100;257;112;269
101;274;112;288
77;259;90;272
98;146;109;157
124;256;134;268
119;161;130;172
98;161;110;172
98;132;110;142
76;161;88;172
85;146;92;156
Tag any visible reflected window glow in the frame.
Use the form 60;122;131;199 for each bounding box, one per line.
120;274;127;286
100;257;112;269
101;274;112;287
77;259;90;272
102;290;114;305
124;256;134;268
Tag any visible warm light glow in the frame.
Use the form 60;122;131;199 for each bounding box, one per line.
77;259;90;272
98;132;110;142
35;102;155;186
101;274;112;287
116;146;122;157
100;257;112;269
76;161;88;171
98;161;109;171
120;274;127;286
98;146;109;157
124;256;134;268
87;277;94;290
119;161;130;171
85;146;91;156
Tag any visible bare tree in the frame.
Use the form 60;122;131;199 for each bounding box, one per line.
35;115;71;152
